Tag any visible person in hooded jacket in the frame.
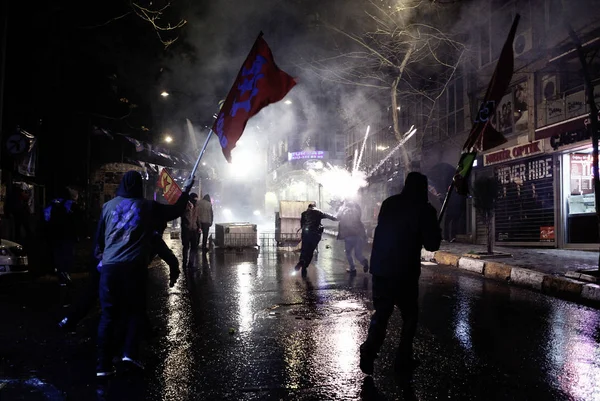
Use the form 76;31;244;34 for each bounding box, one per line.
44;187;82;286
359;172;441;376
181;193;202;267
197;194;214;252
94;171;193;377
337;200;369;274
295;203;337;275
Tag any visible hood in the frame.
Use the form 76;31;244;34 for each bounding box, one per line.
402;172;428;204
203;194;211;202
116;171;143;198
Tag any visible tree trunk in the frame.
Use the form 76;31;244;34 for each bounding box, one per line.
567;26;600;270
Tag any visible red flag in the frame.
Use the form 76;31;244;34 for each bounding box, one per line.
157;168;182;205
464;15;520;153
451;14;520;195
212;32;296;162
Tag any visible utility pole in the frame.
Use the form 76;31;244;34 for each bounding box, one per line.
567;25;600;270
0;0;8;149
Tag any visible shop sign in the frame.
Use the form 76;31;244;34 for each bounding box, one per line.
566;91;585;119
483;141;544;166
496;156;553;185
540;226;555;241
288;150;327;161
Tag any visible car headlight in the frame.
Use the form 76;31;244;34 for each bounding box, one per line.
9;246;26;257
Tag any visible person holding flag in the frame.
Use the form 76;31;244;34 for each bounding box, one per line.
95;171;194;377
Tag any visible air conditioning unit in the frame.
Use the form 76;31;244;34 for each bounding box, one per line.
513;29;533;57
541;74;559;101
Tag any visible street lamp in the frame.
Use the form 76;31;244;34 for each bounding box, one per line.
164;135;173;143
160;91;170;97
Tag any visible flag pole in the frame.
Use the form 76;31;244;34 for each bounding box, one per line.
438;181;455;224
189;129;214;179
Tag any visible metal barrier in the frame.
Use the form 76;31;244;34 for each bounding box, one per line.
206;230;302;252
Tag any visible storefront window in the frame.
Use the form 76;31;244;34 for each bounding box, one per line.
562;150;598;243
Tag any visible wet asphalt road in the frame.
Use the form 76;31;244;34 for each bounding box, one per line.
2;236;600;400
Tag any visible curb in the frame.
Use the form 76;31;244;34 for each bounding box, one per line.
422;248;599;306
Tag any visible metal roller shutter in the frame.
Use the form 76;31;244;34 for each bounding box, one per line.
494;155;555;243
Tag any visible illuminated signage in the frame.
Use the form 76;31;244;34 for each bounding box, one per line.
483;141;544;166
288;150;326;161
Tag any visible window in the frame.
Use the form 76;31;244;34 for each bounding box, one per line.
479;0;531;67
439;77;465;139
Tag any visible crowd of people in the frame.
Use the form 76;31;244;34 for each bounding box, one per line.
49;170;440;379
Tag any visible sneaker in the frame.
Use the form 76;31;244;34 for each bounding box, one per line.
359;345;376;375
96;360;116;377
58;317;76;333
346;267;357;274
121;356;145;371
362;260;369;273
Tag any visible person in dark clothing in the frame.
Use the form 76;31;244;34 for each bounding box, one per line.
295;203;337;275
360;172;441;376
337;200;369;274
95;171;193;377
44;187;82;286
181;193;201;267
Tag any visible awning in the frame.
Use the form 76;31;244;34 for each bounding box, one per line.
534;114;587;140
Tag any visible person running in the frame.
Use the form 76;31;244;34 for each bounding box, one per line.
337;200;369;274
295;203;337;276
359;172;441;376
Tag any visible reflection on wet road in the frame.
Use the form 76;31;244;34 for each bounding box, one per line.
4;236;600;400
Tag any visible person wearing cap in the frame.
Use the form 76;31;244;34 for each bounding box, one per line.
295;203;337;275
94;171;194;377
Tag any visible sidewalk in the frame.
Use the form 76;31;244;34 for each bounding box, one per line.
323;228;600;307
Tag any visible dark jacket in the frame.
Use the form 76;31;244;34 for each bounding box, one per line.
95;171;188;266
337;202;366;240
301;207;337;234
369;172;441;280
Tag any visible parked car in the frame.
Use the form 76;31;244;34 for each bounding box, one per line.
0;239;28;276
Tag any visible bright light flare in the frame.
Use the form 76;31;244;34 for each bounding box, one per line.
164;135;173;143
160;91;170;97
253;210;261;216
223;208;232;217
284;100;293;105
368;126;417;177
310;165;367;201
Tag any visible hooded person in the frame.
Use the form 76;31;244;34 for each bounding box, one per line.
197;194;214;251
94;171;193;377
359;172;441;377
295;203;338;275
181;192;202;267
337;200;369;274
44;186;82;287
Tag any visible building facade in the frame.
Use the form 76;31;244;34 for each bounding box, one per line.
421;0;600;249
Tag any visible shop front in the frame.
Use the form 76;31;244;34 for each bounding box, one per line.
536;115;600;249
478;139;556;246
